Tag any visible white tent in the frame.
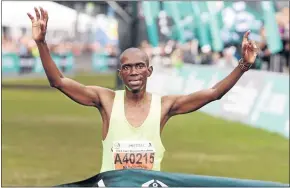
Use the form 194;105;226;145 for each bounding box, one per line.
2;1;94;32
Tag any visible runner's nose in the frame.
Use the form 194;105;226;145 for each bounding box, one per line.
130;66;139;75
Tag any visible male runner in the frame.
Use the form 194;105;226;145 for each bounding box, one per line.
27;7;258;173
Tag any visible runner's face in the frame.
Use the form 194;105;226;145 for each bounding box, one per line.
119;53;152;93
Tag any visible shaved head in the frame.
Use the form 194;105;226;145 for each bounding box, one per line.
118;47;153;93
120;48;150;66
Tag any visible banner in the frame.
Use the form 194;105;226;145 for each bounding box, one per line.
163;2;186;44
19;56;35;74
57;169;288;187
2;53;75;75
207;1;224;52
147;65;289;138
2;53;20;74
261;1;283;53
143;1;281;52
92;53;118;72
92;52;110;72
34;54;74;73
142;1;160;47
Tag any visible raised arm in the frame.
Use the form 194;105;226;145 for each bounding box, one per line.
27;7;111;107
165;31;259;117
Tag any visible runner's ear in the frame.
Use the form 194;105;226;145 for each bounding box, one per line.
147;66;153;77
118;69;122;80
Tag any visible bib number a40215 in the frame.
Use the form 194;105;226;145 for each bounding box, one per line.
114;152;155;170
112;141;156;170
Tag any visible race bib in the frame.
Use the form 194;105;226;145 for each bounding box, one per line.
112;141;155;170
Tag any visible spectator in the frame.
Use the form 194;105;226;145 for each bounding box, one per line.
2;35;18;54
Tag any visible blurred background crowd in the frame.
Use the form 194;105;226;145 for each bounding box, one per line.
2;1;289;75
2;2;289;186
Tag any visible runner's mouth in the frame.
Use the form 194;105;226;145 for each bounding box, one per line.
129;80;142;85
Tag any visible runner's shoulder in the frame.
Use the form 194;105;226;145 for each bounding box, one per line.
90;86;115;109
97;86;116;100
161;95;179;105
161;95;180;114
86;86;115;102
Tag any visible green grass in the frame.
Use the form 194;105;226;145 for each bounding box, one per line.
2;74;289;186
2;73;115;87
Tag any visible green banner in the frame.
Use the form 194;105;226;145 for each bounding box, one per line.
142;1;160;47
144;1;281;51
58;169;288;187
207;2;224;52
191;2;211;48
2;53;20;74
92;52;110;72
261;1;283;53
34;53;74;73
163;2;186;43
2;53;74;74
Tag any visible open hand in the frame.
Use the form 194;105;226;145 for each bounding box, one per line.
27;7;48;43
242;31;259;64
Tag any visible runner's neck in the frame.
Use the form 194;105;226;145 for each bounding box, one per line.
125;89;148;104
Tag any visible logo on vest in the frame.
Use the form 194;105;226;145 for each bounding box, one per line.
142;179;168;187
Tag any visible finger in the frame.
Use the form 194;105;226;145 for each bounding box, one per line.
39;7;45;20
245;42;258;60
34;7;40;20
251;41;260;52
40;22;46;33
244;48;248;59
247;41;254;51
42;10;48;31
242;42;248;52
242;30;251;45
27;13;35;22
249;41;259;53
243;42;249;53
44;10;49;24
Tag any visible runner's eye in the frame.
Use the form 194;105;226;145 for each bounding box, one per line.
122;65;130;71
136;63;145;69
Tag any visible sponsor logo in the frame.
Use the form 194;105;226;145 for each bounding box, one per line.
96;179;106;187
114;142;120;149
142;179;168;187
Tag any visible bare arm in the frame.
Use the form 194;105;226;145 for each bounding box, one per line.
37;41;107;107
166;66;244;116
166;31;258;117
28;7;108;107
